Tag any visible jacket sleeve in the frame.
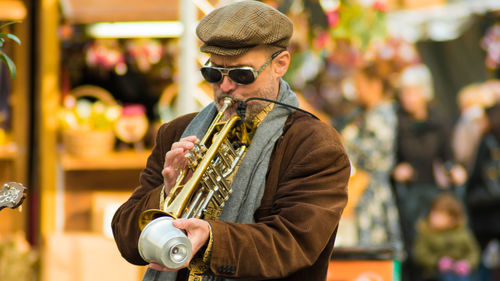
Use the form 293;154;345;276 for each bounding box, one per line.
461;229;481;269
413;228;439;273
207;117;350;279
111;114;195;265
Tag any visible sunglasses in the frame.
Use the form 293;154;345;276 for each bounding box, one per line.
200;50;284;85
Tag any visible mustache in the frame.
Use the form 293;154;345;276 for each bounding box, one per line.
216;94;243;105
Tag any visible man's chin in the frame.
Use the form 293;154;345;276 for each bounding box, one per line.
221;109;237;122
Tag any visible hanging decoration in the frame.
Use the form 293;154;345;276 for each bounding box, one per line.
272;0;389;91
85;39;127;75
319;0;341;28
328;0;388;51
125;38;164;73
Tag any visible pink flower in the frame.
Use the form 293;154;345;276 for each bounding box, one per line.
373;1;387;12
327;10;340;28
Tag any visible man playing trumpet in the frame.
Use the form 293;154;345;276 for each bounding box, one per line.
112;1;350;281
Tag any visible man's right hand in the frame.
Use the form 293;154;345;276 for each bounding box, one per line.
162;136;198;193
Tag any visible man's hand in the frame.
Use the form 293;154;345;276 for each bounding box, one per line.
173;218;211;257
147;218;211;271
393;162;414;182
162;136;198;193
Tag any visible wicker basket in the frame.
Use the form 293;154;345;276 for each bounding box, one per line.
62;85;118;158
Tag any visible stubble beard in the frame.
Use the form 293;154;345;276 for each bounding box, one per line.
215;81;276;122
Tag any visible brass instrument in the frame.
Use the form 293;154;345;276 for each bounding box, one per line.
138;97;254;269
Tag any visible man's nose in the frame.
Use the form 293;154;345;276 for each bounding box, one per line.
218;75;237;92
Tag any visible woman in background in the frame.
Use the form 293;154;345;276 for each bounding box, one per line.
341;61;403;258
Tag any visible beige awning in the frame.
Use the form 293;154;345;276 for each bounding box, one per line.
59;0;180;23
0;0;27;21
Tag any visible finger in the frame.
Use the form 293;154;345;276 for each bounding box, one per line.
181;135;198;143
162;167;177;188
163;148;188;170
162;147;193;189
171;136;198;152
148;262;173;271
172;218;189;230
173;219;210;254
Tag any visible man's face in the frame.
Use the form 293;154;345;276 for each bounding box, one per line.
208;48;280;121
399;85;427;115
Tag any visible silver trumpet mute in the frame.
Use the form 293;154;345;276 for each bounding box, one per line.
138;216;192;269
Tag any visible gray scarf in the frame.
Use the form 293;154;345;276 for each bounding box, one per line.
143;79;298;281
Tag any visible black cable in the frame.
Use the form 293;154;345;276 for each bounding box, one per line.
237;97;320;121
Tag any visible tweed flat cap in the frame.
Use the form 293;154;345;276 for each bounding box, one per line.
196;1;293;56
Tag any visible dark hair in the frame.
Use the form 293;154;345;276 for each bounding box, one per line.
356;61;396;99
486;103;500;141
428;192;466;227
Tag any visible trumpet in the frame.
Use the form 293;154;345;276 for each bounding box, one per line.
137;97;254;269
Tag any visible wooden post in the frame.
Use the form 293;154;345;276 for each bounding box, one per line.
38;0;60;235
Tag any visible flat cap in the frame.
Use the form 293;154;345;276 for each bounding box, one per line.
196;1;293;56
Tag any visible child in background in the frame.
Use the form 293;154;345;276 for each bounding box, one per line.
414;192;480;281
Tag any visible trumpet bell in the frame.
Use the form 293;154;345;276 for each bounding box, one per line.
138;216;192;269
138;209;172;230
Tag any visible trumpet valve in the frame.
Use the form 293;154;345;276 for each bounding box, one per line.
186;152;197;169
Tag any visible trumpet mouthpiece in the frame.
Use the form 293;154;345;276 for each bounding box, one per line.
223;97;233;107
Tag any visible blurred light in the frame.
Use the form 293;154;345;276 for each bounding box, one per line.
193;0;214;15
427;20;460;41
87;21;184;38
427;13;471;42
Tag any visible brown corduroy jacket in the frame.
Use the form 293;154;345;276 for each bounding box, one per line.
111;110;350;281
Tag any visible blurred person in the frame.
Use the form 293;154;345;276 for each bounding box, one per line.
341;60;403;258
393;64;467;281
393;63;467;247
414;192;480;281
452;83;497;174
111;2;350;281
483;79;500;103
466;103;500;281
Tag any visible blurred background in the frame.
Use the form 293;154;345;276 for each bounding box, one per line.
1;0;499;280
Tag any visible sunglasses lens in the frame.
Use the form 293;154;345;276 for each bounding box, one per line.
201;67;222;83
229;69;255;85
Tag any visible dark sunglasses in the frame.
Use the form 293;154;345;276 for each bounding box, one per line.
200;50;284;85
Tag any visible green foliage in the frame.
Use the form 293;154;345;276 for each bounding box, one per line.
330;1;387;50
0;21;21;79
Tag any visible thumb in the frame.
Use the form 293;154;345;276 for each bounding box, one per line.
172;218;189;230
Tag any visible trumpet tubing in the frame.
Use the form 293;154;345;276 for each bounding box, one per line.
138;97;254;268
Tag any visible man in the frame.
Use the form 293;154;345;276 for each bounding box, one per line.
112;1;350;281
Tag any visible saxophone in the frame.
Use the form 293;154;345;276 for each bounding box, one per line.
137;97;254;269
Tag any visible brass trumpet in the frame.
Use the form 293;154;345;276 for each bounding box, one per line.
138;97;254;269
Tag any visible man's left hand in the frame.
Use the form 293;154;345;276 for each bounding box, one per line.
147;218;211;271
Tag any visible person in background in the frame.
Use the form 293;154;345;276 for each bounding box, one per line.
111;2;350;281
393;64;468;281
466;103;500;281
452;82;498;174
341;60;403;259
414;192;480;281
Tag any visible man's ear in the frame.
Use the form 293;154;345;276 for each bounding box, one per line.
273;51;290;78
